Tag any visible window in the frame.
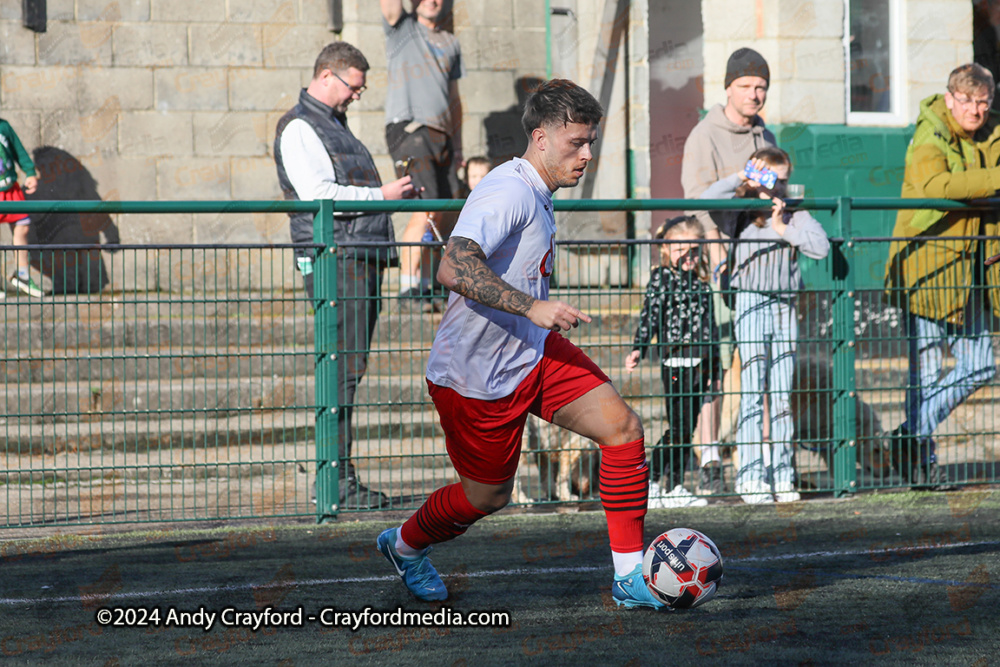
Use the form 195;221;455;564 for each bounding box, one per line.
845;0;905;124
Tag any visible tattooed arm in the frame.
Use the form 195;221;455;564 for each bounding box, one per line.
437;236;591;331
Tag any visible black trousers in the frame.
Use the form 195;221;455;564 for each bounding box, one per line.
304;258;383;480
651;361;717;489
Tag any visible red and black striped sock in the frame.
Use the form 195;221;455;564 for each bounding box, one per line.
599;438;649;553
400;482;488;551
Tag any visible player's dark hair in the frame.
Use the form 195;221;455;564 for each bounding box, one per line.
521;79;604;136
313;42;370;79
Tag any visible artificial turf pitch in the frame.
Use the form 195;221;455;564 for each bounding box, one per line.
1;490;998;665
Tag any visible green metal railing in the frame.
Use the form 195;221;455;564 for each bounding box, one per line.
0;196;997;529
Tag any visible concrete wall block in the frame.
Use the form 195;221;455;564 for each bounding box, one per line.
461;113;486;160
907;40;960;86
190;24;263;68
702;0;756;41
157;158;231;200
155;67;229;111
119;213;193;244
512;0;547;29
372;154;396;189
80;152;159;201
459;70;516;114
264;111;286;156
338;23;388;69
37;21;114;66
467;27;546;72
151;0;225;22
263;25;334;68
78;0;151;22
792;38;845;81
229;68;299;111
191;212;259;244
348;110;388;155
193;112;269;157
351;68;388;113
227;0;297;23
240;246;297;291
778;0;843;39
0;111;41;151
909;0;971;43
0;22;38;66
301;0;339;24
41;107;119;156
45;0;75;20
119;111;193;157
229;156;283;201
453;0;513;28
107;248;158;292
112;23;188;67
218;246;297;293
775;81;846;124
451;26;480;70
78;67;153;110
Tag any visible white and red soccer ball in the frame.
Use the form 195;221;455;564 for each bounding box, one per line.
642;528;724;609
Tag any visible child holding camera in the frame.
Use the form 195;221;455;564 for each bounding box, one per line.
625;216;722;508
700;146;829;504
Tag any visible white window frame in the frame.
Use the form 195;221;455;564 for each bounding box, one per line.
844;0;908;126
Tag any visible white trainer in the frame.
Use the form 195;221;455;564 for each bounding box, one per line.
774;482;801;503
736;479;774;504
647;480;668;509
658;484;709;509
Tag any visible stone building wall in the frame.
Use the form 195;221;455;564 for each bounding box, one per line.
700;0;973;125
0;0;552;291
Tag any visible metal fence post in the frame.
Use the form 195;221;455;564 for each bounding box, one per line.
831;197;858;496
313;199;340;521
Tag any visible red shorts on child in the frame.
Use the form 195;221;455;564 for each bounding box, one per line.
0;184;29;224
426;332;610;484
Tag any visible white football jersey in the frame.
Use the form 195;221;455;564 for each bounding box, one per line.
426;158;556;400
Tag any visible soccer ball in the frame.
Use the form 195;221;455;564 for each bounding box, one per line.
642;528;724;609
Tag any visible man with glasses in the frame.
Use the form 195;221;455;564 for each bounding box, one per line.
885;62;1000;490
381;0;465;312
274;41;416;509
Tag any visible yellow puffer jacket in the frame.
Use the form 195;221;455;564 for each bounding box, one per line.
884;94;1000;324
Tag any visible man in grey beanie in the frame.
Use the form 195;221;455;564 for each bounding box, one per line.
678;47;776;498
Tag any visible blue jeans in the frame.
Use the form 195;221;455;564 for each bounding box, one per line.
734;293;797;487
904;295;996;461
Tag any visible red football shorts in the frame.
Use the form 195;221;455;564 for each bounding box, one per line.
0;184;29;225
426;332;610;484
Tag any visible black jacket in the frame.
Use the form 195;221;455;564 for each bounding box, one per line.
632;266;718;362
274;89;396;264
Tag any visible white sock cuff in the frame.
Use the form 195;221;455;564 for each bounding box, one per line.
612;550;644;577
395;530;422;558
701;445;722;466
398;274;419;291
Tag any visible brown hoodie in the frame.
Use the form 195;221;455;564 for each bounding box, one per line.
680;103;776;233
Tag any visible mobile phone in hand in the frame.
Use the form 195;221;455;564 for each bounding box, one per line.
395;157;414;178
743;161;778;189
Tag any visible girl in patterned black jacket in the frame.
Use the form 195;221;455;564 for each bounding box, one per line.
625;216;722;509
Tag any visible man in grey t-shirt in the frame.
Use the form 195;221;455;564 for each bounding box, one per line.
381;0;465;311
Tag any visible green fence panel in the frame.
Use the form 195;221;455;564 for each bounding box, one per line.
0;197;996;529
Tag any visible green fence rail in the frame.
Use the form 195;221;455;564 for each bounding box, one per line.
0;197;997;529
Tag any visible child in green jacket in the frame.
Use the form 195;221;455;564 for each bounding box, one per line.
0;118;43;297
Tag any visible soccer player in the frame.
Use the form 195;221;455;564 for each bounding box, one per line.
377;79;663;610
